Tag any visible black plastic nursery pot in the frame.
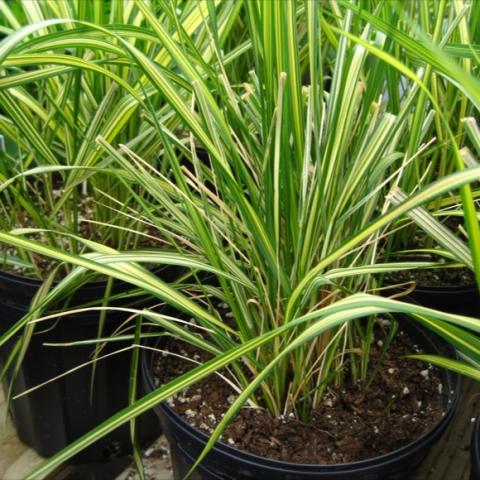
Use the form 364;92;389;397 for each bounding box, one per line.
403;283;479;317
383;274;479;317
142;318;460;480
0;267;177;464
471;417;480;480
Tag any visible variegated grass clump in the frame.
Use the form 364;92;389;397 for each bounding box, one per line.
0;1;479;476
0;0;245;277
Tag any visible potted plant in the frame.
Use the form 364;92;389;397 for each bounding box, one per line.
0;0;244;463
366;0;480;315
128;3;479;477
1;1;480;478
381;118;480;316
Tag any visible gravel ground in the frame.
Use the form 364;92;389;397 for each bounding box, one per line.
116;437;173;480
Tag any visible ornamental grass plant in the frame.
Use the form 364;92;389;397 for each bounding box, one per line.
370;0;480;274
0;0;245;278
0;0;479;477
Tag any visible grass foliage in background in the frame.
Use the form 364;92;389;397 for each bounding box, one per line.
0;0;246;276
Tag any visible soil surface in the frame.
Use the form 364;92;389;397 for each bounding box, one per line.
385;227;475;287
385;266;474;288
0;191;164;279
153;325;446;464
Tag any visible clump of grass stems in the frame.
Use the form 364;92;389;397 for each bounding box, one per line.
0;1;479;477
93;0;480;420
367;0;480;257
0;0;246;278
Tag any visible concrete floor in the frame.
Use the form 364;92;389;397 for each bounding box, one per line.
0;390;43;480
412;378;480;480
1;380;479;480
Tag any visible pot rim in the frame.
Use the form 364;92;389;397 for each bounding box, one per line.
0;263;170;291
384;279;479;294
411;283;478;294
0;264;112;289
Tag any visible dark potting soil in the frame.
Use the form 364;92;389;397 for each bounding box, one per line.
385;228;475;287
0;193;165;279
153;326;445;464
384;265;474;288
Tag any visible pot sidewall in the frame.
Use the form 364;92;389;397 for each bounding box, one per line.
0;268;170;463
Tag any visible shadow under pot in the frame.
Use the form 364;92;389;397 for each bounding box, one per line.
141;318;460;480
0;266;178;464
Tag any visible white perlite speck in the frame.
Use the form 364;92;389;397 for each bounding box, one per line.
207;413;216;422
144;447;155;458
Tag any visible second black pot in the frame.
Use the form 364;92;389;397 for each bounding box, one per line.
142;318;460;480
404;283;480;317
0;267;177;464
